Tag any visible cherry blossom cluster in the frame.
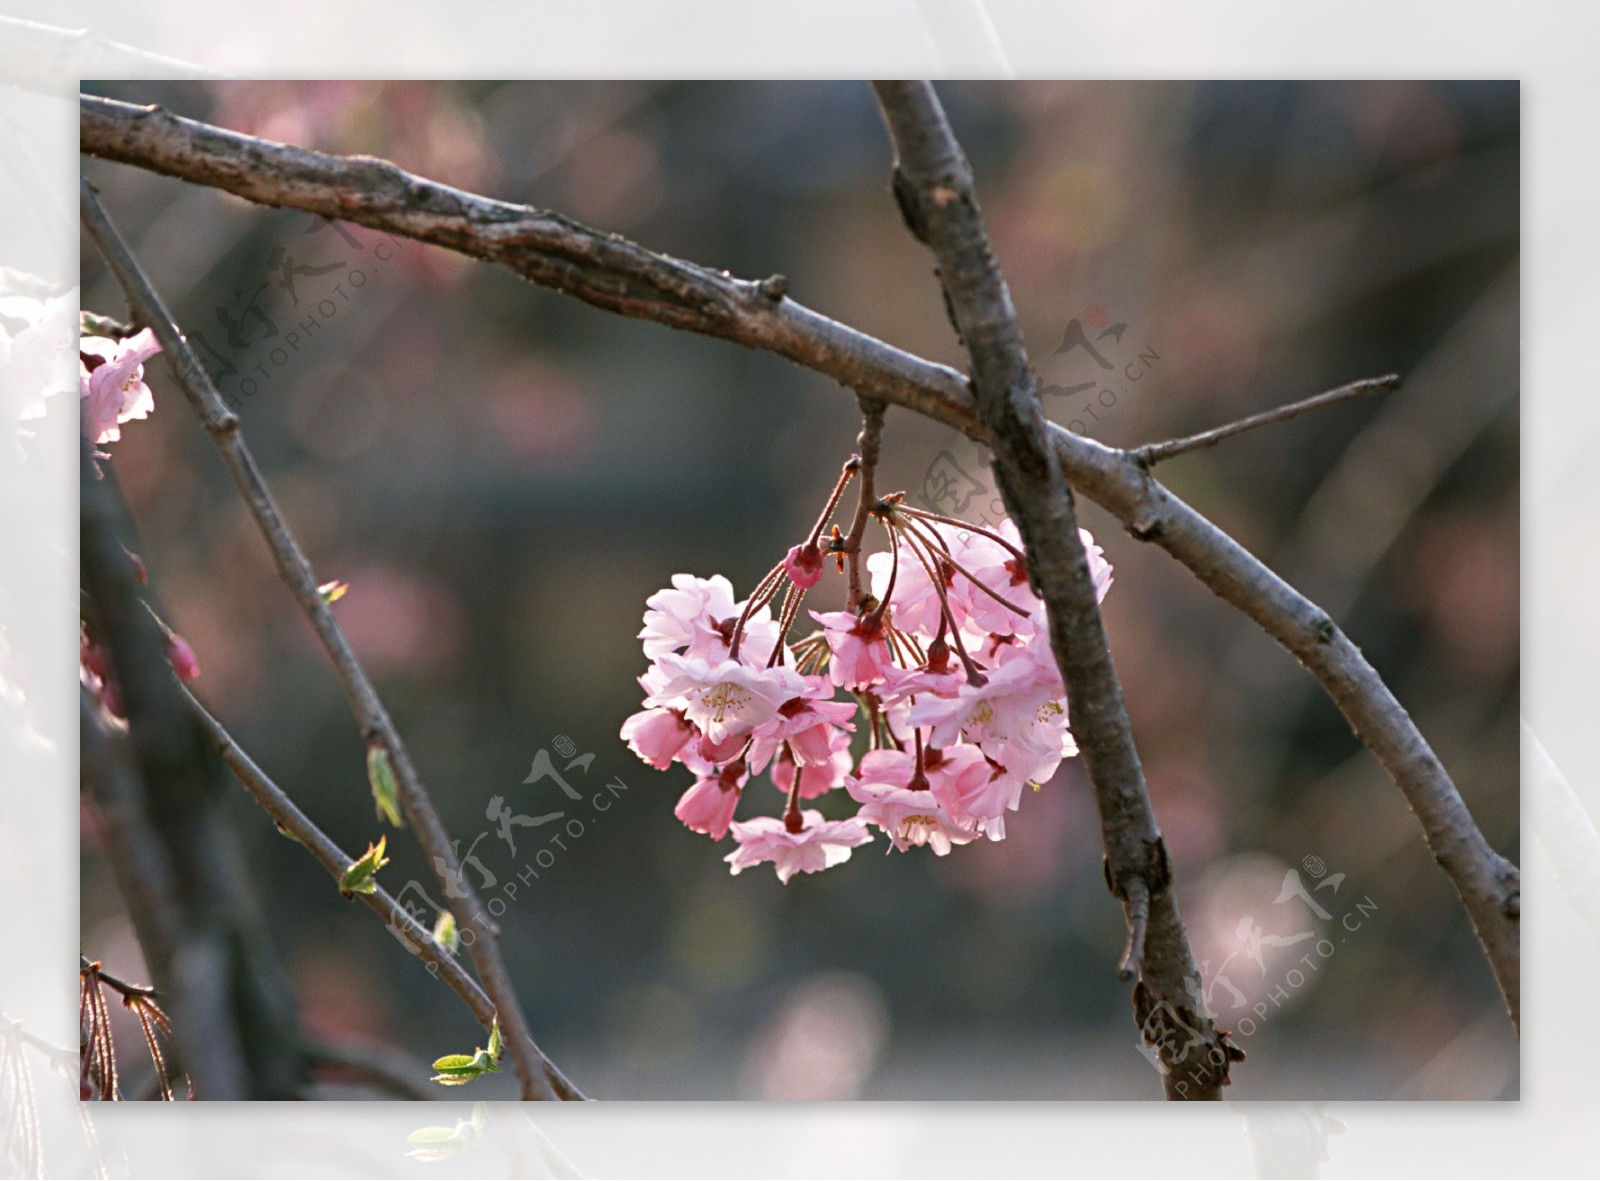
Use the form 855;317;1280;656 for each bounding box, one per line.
621;458;1112;883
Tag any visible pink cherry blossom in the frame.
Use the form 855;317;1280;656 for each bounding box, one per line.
745;693;856;774
867;532;954;636
621;706;694;770
80;328;162;446
639;573;778;664
812;608;897;689
768;727;854;798
645;655;811;746
906;643;1074;785
924;743;1024;840
847;749;974;854
724;811;873;883
674;761;746;839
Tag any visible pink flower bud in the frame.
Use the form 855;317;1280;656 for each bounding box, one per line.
784;542;824;590
166;634;201;681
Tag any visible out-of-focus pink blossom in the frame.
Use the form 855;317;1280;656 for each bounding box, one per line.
724;811;873;883
79;328;162;447
166;633;201;682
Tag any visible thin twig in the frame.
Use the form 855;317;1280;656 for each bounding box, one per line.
178;684;586;1101
80;180;563;1101
78;957;157;1001
872;79;1238;1099
80;91;1518;1031
844;399;887;612
1133;374;1401;466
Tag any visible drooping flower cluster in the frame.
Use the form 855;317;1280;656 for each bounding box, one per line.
623;457;1114;884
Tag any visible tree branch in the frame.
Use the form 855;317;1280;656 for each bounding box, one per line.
872;79;1237;1099
1132;374;1401;466
80;445;304;1100
79;179;562;1101
179;685;585;1101
80;90;1518;1033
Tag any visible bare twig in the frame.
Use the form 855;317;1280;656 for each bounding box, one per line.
80;91;1518;1032
80;180;562;1101
872;79;1238;1099
1133;374;1401;466
843;399;887;611
78;957;157;1001
179;685;585;1101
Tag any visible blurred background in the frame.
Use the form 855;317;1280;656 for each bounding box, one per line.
79;80;1518;1101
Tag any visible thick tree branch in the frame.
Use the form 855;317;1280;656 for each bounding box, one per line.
180;686;585;1100
80;180;562;1101
873;79;1236;1100
80;90;1518;1033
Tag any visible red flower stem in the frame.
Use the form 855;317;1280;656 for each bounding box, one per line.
729;559;788;661
898;514;1030;619
782;750;805;832
897;503;1027;563
807;458;860;546
892;522;987;685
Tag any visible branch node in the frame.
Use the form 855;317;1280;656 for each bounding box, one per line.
758;273;789;301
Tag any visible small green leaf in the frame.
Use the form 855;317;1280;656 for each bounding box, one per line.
432;910;459;955
339;835;389;895
428;1021;503;1088
366;742;404;828
318;579;349;604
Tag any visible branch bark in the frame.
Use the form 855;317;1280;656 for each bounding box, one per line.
872;79;1238;1099
79;90;1518;1034
80;179;564;1101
